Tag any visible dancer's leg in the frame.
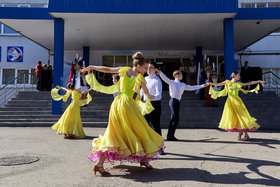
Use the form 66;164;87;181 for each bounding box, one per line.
237;131;243;141
93;155;110;176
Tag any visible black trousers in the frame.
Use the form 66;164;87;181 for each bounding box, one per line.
144;100;162;136
167;98;180;139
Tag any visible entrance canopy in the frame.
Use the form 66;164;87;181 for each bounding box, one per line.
0;0;280;51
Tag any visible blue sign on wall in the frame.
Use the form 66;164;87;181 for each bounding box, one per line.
7;46;23;62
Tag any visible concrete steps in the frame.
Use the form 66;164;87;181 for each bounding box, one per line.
0;90;279;129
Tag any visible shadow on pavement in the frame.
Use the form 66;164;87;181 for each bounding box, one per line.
110;152;280;186
148;152;280;186
174;137;280;149
67;135;97;140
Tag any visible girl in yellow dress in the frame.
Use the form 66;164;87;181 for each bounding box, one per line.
209;72;265;141
81;52;164;176
51;83;92;138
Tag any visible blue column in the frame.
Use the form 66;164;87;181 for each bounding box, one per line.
223;18;235;80
196;47;203;67
52;18;64;115
83;46;90;67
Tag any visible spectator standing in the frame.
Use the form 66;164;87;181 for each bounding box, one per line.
40;64;49;91
187;60;197;85
179;61;188;83
241;61;250;90
35;61;42;90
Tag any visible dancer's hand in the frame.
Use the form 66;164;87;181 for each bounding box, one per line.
155;68;160;73
204;83;212;87
148;95;154;100
80;67;89;73
56;85;61;89
259;80;265;86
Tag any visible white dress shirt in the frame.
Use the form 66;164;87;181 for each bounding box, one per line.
74;71;87;92
159;71;204;101
141;74;162;101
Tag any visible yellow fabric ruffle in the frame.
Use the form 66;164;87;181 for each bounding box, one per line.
240;84;260;94
136;99;154;116
209;86;227;99
51;88;71;102
209;81;260;99
119;66;131;77
86;73;120;94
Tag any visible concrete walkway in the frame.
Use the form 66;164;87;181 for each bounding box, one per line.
0;127;279;187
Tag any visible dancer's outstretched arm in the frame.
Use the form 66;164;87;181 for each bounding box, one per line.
56;85;68;92
141;82;155;100
184;83;209;91
155;69;173;85
81;88;92;95
81;65;119;74
211;81;226;87
243;80;265;87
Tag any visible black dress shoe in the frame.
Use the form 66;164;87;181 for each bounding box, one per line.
166;137;179;141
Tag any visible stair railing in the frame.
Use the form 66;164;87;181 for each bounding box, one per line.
262;70;280;96
0;72;36;108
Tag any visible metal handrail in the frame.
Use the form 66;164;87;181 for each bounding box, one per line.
0;72;25;91
0;72;36;107
262;71;280;80
262;70;280;95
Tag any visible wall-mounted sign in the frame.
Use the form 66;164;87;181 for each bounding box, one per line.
7;46;23;62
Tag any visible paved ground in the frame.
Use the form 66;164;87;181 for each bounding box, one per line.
0;127;280;187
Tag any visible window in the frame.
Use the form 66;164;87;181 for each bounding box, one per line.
3;25;17;34
18;4;30;8
256;3;266;8
3;4;18;7
128;56;133;66
115;56;127;67
30;4;46;8
2;69;15;84
31;69;37;84
241;3;255;8
102;56;114;66
0;24;19;35
268;3;280;7
17;70;29;84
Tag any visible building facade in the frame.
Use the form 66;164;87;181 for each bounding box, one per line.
1;0;280;113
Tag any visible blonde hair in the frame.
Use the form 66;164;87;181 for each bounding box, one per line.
173;70;181;78
132;52;146;67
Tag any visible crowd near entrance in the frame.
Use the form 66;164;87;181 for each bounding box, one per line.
100;55;227;91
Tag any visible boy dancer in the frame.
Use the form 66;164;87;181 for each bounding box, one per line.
156;69;209;141
141;61;163;135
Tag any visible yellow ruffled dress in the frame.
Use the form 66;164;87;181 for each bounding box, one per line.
209;80;260;132
86;67;164;163
51;88;92;138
